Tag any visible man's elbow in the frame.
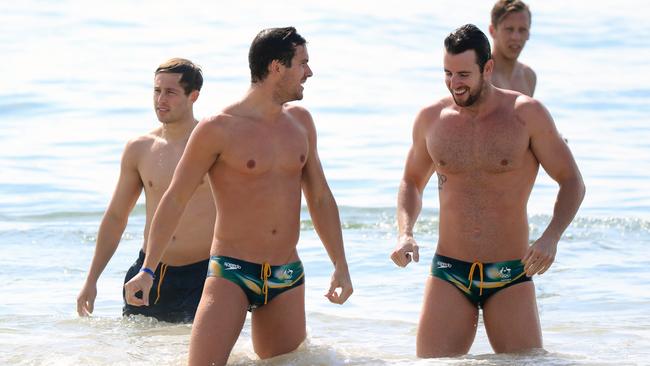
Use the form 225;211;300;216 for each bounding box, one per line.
400;177;424;196
561;174;586;202
103;209;129;228
307;187;335;210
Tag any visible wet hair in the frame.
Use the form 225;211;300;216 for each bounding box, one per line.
444;24;492;72
248;26;307;83
155;58;203;95
491;0;531;27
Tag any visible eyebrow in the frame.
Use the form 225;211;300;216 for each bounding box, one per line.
444;68;471;74
154;86;183;92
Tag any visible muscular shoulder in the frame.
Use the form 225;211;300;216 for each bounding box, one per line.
520;62;536;79
514;94;554;132
520;62;537;90
196;113;232;135
285;104;313;123
284;104;315;133
200;111;232;126
121;130;159;163
414;99;448;131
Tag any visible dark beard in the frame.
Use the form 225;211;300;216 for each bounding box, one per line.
452;76;484;107
274;79;303;104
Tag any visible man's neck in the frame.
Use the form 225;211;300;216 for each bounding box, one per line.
160;117;197;140
458;85;497;118
238;83;286;121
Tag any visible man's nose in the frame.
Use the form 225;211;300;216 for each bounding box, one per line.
450;75;463;88
511;30;524;40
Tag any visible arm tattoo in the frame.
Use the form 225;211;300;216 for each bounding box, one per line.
437;173;447;190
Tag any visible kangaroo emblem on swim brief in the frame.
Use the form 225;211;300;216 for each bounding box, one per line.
276;268;294;280
498;266;512;279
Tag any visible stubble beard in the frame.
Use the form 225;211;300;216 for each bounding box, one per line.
452;76;485;107
275;79;304;104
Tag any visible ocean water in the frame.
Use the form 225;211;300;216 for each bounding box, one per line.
1;0;650;365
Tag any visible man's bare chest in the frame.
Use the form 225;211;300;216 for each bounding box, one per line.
138;144;186;194
426;116;530;174
221;125;309;175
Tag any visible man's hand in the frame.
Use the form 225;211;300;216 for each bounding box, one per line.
391;234;419;267
522;233;559;276
123;271;154;306
76;281;97;316
325;263;353;304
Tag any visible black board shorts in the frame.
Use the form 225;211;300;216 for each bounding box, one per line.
122;250;209;323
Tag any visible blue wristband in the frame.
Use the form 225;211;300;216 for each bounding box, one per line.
140;267;155;279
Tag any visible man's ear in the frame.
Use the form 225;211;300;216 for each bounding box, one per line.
483;59;494;78
268;59;283;78
189;90;199;103
488;24;496;37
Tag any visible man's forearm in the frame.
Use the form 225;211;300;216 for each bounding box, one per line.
86;214;128;283
309;192;347;266
397;180;423;237
543;177;586;239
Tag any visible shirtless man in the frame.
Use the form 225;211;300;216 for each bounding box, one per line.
124;27;353;365
391;24;585;357
77;58;215;323
489;0;536;96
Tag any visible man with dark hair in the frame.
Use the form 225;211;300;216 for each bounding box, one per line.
248;27;307;83
77;58;215;323
489;0;536;96
391;24;584;357
124;27;353;365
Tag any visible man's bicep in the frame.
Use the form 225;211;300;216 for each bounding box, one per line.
402;141;435;191
529;106;580;182
402;107;437;189
296;108;330;199
301;146;329;200
106;146;144;217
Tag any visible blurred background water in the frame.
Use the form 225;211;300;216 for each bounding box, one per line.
1;0;649;364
